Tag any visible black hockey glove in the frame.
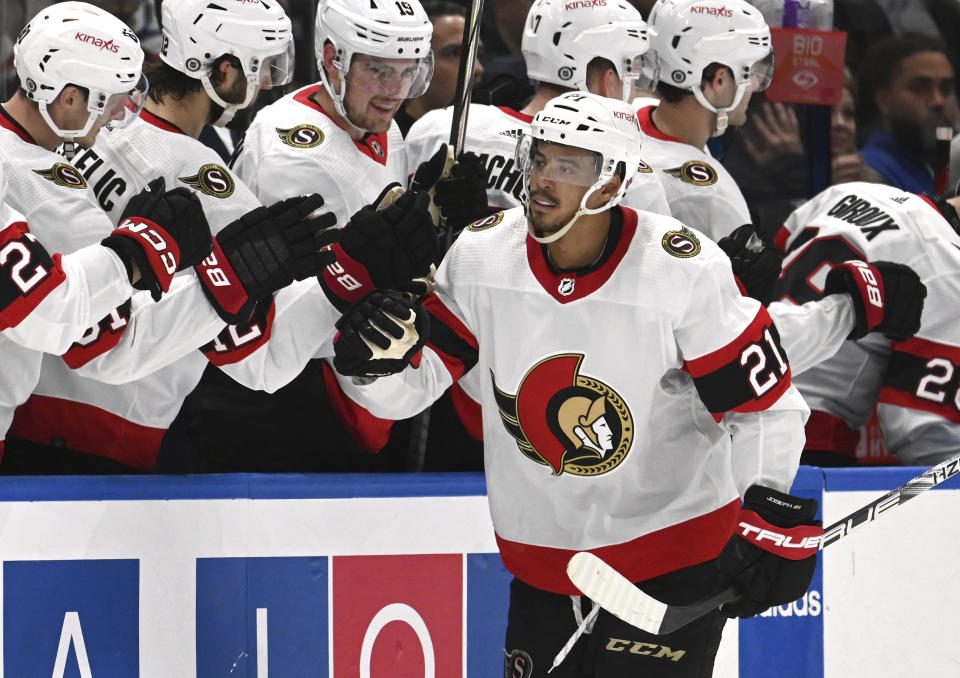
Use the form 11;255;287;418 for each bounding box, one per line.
102;177;213;301
412;145;490;236
824;260;926;341
319;185;439;312
196;193;339;324
333;289;430;378
715;485;823;619
717;224;783;304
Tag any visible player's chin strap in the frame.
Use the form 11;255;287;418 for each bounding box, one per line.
38;101;96;161
692;83;749;137
526;179;623;244
201;77;259;127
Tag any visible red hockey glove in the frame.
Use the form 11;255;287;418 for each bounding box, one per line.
824;260;926;341
715;485;823;618
196;193;338;324
717;224;783;304
333;289;429;378
319;185;439;312
102;177;213;301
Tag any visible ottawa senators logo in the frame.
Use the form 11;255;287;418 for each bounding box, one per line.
276;124;324;149
179;163;235;198
661;226;701;258
664;160;718;186
492;354;633;476
636;158;654;174
466;211;504;232
32;162;87;189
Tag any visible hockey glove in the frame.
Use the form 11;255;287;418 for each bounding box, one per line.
717;224;783;304
333;289;430;378
412;145;489;233
716;485;823;618
196;193;339;324
320;185;439;312
824;260;926;341
102;177;213;301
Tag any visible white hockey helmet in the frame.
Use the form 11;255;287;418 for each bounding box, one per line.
314;0;434;122
648;0;773;133
521;0;657;101
516;91;644;243
159;0;294;126
13;2;148;142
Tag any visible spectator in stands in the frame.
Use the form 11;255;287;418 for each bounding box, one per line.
395;1;485;136
832;74;866;184
856;33;957;193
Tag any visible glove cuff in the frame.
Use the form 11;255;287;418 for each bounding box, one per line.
318;242;376;313
824;260;884;339
102;217;179;301
735;509;823;560
195;238;256;324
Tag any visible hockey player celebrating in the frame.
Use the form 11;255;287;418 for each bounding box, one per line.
331;92;820;677
770;184;953;467
404;0;669;218
2;1;340;473
637;0;773;241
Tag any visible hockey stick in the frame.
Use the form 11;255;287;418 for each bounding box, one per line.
934;125;952;195
568;452;960;635
448;0;485;156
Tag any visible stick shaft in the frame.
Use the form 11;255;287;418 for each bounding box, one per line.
448;0;485;155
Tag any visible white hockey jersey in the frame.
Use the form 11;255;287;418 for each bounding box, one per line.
775;182;960;465
404;103;672;216
233;84;408;226
635;105;751;242
6;108;338;468
338;205;809;593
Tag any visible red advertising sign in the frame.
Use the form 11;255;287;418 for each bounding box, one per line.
766;28;848;106
333;554;464;678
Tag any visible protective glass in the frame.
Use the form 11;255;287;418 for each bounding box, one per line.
348;51;435;99
749;50;775;92
101;73;149;130
259;41;296;89
516;134;602;187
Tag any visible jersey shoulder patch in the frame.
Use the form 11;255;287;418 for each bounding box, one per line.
32;162;88;190
636;158;655;174
664;160;718;187
660;226;701;258
179;163;236;199
275;124;325;149
466;211;505;233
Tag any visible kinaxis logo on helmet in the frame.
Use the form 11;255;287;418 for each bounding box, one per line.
179;164;235;199
565;0;607;8
492;353;633;477
74;32;120;52
690;4;734;16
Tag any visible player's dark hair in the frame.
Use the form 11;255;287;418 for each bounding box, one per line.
144;54;242;104
656;63;728;103
856;32;953;131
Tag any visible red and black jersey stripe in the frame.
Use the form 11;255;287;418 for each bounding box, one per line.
422;294;479;382
880;337;960;424
684;307;792;420
0;222;66;330
62;299;132;368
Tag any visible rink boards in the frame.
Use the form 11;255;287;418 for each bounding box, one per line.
0;467;956;677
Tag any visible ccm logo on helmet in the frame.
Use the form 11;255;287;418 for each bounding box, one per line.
565;0;607;8
690;5;734;16
75;32;119;52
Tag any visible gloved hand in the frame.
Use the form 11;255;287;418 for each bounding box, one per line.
320;184;439;312
196;193;338;323
102;176;213;300
824;260;926;341
717;224;783;304
333;289;430;378
716;485;823;618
